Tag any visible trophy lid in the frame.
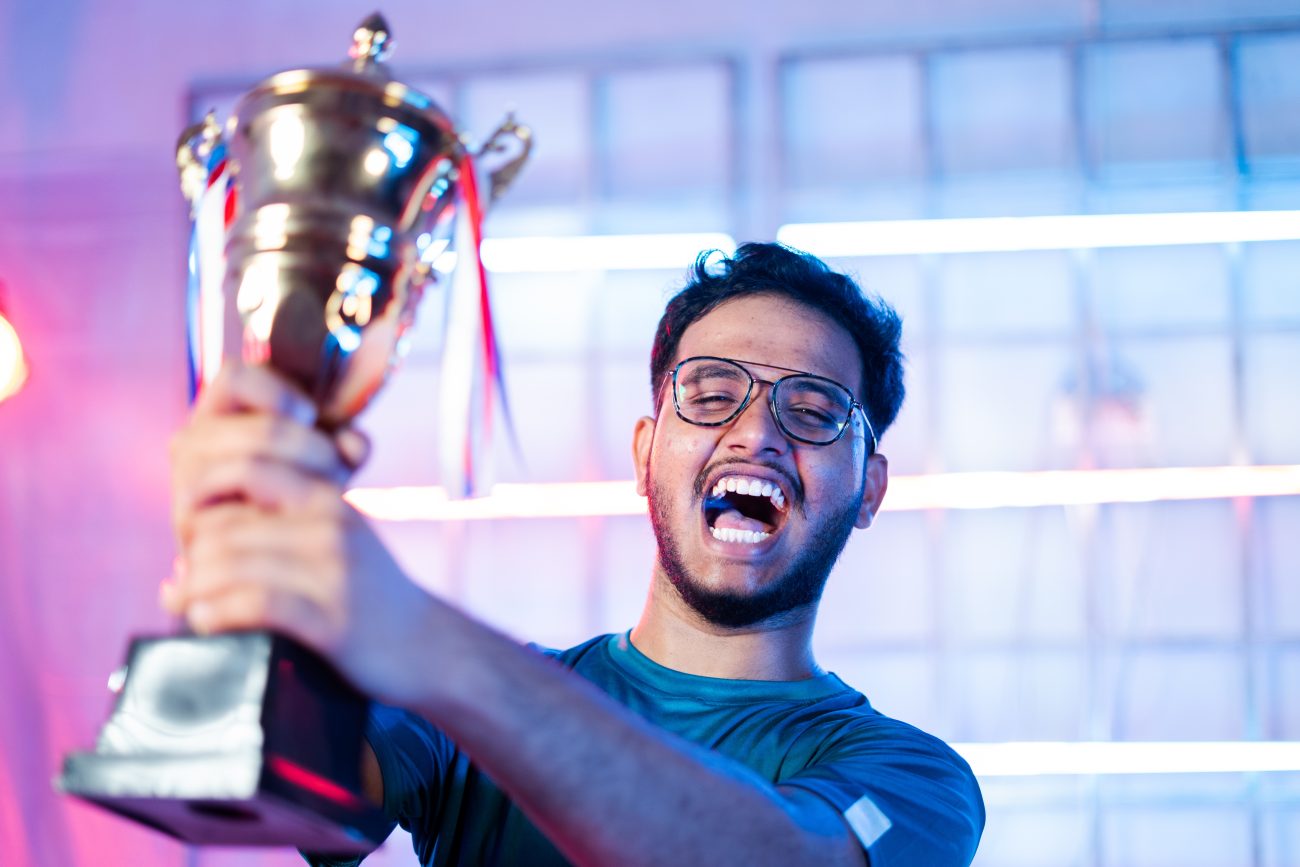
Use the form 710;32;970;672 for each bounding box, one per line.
232;13;456;140
349;13;395;69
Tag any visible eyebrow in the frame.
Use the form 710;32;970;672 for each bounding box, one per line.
783;376;842;400
684;360;749;380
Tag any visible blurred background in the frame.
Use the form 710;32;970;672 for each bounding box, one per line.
2;0;1299;865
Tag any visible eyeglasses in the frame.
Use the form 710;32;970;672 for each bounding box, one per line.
668;356;877;453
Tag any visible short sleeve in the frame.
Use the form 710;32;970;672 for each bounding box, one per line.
300;704;455;866
365;702;458;825
778;719;985;867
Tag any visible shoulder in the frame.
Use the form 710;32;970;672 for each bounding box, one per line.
781;704;985;867
811;702;968;763
529;633;615;668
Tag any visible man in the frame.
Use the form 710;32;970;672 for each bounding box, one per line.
166;242;984;865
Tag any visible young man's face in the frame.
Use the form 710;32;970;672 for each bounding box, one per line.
633;293;888;630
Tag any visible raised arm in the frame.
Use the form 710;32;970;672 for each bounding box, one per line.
167;366;973;866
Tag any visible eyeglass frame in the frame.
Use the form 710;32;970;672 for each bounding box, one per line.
664;355;878;454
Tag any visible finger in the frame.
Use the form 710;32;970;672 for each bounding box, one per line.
182;547;325;635
176;471;340;552
170;416;347;540
159;576;182;615
159;555;189;615
184;503;344;593
172;414;343;479
186;501;330;566
185;571;334;653
193;363;316;425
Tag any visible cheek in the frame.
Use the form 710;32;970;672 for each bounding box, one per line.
800;452;863;506
652;424;717;481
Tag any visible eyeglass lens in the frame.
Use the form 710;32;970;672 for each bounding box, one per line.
674;357;851;444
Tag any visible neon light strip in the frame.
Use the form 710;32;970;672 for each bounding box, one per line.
345;465;1300;522
776;210;1300;257
883;465;1300;510
954;741;1300;777
346;481;647;522
478;232;736;273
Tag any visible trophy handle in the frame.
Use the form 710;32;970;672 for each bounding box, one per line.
474;113;533;207
176;112;225;214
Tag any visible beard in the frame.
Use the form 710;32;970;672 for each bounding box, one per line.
647;465;861;629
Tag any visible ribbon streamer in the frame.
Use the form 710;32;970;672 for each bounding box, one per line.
436;154;518;498
185;142;234;403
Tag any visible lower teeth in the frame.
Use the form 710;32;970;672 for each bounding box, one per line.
710;526;770;544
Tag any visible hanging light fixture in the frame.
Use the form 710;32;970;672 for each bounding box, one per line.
0;281;28;404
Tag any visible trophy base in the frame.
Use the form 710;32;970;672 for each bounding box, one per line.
58;632;389;854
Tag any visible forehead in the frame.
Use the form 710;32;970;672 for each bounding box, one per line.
674;294;863;393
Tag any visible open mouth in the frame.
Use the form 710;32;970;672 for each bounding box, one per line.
703;475;788;545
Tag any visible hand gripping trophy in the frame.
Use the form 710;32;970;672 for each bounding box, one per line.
59;14;530;854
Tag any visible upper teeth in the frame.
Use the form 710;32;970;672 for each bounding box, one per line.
711;476;786;511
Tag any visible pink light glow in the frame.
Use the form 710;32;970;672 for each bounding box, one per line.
344;464;1300;522
267;755;366;809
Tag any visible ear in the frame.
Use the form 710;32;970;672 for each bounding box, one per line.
632;415;656;497
855;453;889;529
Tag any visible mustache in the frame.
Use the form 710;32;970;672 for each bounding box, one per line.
692;457;803;510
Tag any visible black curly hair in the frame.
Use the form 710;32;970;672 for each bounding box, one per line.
649;242;905;441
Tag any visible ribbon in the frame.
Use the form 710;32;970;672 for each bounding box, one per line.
436;154;518;498
185;142;235;403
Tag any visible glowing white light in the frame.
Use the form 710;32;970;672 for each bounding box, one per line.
479;233;736;273
345;465;1300;523
346;481;647;522
0;311;28;403
363;148;390;178
432;250;458;273
955;741;1300;777
882;464;1300;510
268;113;306;182
332;325;361;353
238;259;283;345
777;210;1300;257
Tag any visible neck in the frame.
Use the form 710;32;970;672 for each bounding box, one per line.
629;570;821;681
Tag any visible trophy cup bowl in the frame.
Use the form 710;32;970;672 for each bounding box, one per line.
58;14;530;854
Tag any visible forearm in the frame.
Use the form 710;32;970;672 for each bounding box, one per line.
406;604;862;867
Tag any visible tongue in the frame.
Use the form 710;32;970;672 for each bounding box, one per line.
711;507;770;533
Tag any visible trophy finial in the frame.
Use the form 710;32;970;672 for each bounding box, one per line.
350;13;394;69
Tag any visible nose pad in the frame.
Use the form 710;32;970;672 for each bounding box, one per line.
723;384;788;451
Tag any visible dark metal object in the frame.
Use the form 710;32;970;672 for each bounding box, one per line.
59;633;388;853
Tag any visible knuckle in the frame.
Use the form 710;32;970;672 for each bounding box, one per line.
192;501;250;538
229;454;264;488
258;412;289;444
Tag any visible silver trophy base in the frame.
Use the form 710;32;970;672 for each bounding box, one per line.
58;632;388;854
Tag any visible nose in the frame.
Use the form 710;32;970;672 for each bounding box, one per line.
721;382;788;456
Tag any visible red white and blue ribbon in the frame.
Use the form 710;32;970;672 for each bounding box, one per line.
436;154;517;499
185;141;235;403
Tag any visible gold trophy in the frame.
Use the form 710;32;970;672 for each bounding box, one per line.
59;14;530;853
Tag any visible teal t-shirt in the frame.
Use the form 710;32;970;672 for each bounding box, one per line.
310;632;983;866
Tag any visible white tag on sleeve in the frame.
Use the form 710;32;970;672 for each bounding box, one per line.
844;794;892;849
